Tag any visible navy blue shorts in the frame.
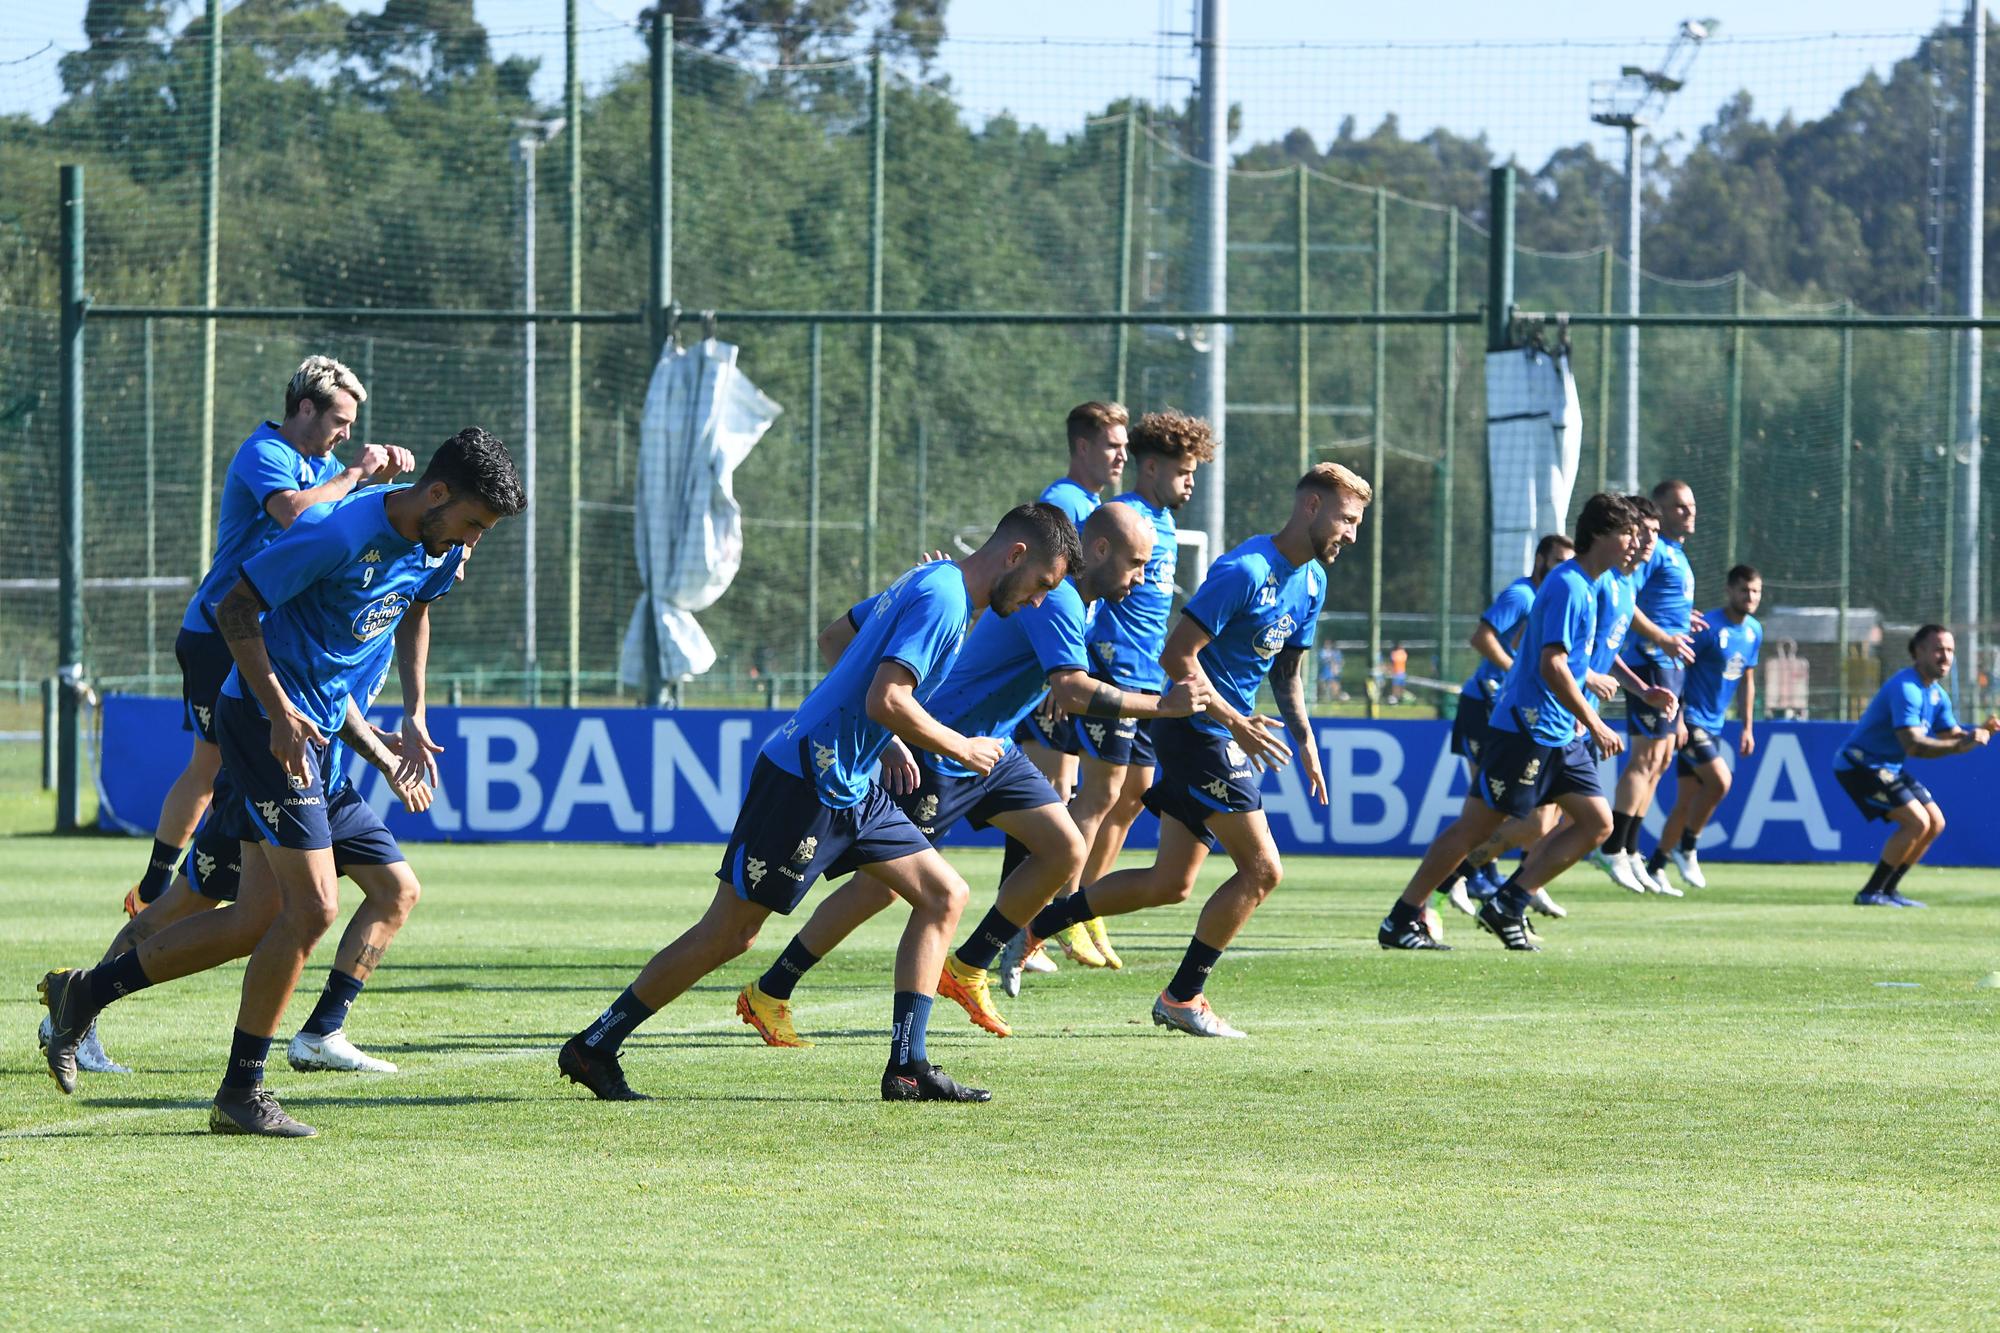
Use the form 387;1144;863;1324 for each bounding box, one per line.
1476;727;1605;820
215;689;336;852
1623;661;1686;738
175;626;234;743
1676;725;1724;774
718;757;935;914
1013;710;1078;756
1074;688;1157;769
901;746;1061;842
1450;692;1491;762
188;774;403;902
1834;762;1935;823
1141;715;1262;852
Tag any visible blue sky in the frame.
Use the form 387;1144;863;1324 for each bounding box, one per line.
1;1;1956;169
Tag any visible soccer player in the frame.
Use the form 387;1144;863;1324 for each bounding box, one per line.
1379;493;1647;952
557;505;1079;1105
1025;463;1369;1036
735;502;1207;1043
1001;401;1130;973
1834;625;1998;907
128;356;410;921
1441;533;1574;908
43;429;524;1137
1059;409;1216;970
1643;564;1763;890
1596;479;1700;893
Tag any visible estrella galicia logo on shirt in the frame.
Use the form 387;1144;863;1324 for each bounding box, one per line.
352;591;412;642
1254;615;1297;660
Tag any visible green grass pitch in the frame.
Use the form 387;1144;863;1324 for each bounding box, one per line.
3;831;1998;1328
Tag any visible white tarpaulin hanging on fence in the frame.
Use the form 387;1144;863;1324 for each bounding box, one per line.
620;337;782;685
1485;344;1581;593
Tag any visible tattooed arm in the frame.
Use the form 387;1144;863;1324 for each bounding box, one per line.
217;577;322;785
1272;647;1325;804
1044;669;1209;721
338;698;433;813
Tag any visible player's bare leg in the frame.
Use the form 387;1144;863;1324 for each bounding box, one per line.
102;878;218;964
1651;758;1728;888
127;740;220;913
289;861;422;1074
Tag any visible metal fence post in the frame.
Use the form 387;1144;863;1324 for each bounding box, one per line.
144;316;158;685
58;164;85;832
865;50;886;592
196;0;221;577
1114;110;1136;402
1296;164;1310;477
566;0;583;707
1595;247;1613;494
1367;187;1386;716
1437;208;1457;693
1485;167;1516;602
1837;302;1853;718
806;323;823;675
642;9;672;705
1725;270;1745;568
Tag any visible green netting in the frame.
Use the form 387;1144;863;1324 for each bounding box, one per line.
1;17;1993;724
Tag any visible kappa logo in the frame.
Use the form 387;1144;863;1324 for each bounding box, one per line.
792;837;818;865
1203;778;1232;801
914;794;939;824
1487;777;1506;802
1084;722;1107;746
745;857;768;886
192;703;212;731
812;743;837;772
1094;642;1116;665
195;850;216;881
256;799;281;827
360;548;382;563
1522;706;1540;729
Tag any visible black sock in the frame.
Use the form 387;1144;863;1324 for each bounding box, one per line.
298;969;364;1038
137;839;181;903
1451;859;1479;885
1165;937;1226;1002
578;985;655;1056
1028;889;1093;940
87;950;153;1010
222;1027;271;1090
1388;897;1421;925
1679;828;1699;854
1622;816;1645;856
954;906;1019;972
1884;863;1912;895
1862;861;1895;895
1646;846;1668;874
999;836;1031;887
757;937;821;1001
1604;812;1634;853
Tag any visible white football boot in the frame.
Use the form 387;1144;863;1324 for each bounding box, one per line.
288;1029;398;1073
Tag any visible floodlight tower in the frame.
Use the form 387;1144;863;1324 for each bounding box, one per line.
1591;19;1713;492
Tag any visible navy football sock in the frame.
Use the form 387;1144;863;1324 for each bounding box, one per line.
758;937;821;1001
1028;889;1093;940
137;839;181;903
222;1027;272;1091
1165;937;1225;1003
1883;863;1913;895
1861;861;1894;895
1603;812;1633;853
1495;875;1532;917
1622;815;1645;856
999;836;1031;888
1679;828;1700;854
298;968;365;1038
954;906;1019;972
889;991;933;1067
578;986;655;1056
88;950;154;1010
1646;845;1669;874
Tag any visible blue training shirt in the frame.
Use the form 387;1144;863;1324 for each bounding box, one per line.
1682;609;1762;733
182;423;344;634
326;657;396;799
917;577;1090;778
1488;558;1598;748
1836;667;1959;774
764;560;972;808
1462;576;1535;702
1038;477;1100;533
1621;535;1695;669
1587;569;1638;713
1179;534;1325;740
1084;492;1177;691
221;487;463;735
